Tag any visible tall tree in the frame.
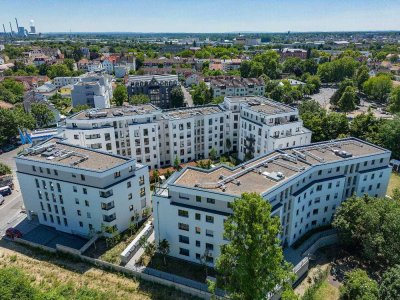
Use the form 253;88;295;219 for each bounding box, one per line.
170;86;184;108
31;103;55;128
215;192;295;300
338;86;357;112
341;269;379;300
113;84;128;106
380;265;400;300
363;74;393;103
388;86;400;113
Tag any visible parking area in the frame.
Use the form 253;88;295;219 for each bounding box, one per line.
13;217;88;250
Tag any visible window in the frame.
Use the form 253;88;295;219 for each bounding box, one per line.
129;205;133;211
75;198;79;204
127;181;131;188
206;243;214;251
73;186;77;192
179;235;189;244
206;215;214;223
77;210;81;216
83;188;87;194
179;248;189;256
195;227;201;234
313;209;319;215
206;229;214;237
85;200;89;207
128;193;133;200
195;213;201;220
79;221;83;227
196;196;201;202
196;240;201;247
207;198;215;204
140;187;145;197
87;212;91;218
81;174;86;181
178;210;189;217
178;223;189;231
114;171;121;178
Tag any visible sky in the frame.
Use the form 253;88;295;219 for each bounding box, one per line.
1;0;400;33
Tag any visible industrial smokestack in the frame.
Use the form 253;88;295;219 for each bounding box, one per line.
9;22;13;35
15;18;19;30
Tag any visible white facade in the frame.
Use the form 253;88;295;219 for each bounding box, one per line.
153;138;392;266
53;76;82;88
63;96;310;169
15;138;151;237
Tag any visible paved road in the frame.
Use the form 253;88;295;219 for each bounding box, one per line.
181;86;193;107
0;145;27;235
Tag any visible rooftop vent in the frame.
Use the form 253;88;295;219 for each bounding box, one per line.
335;150;353;158
219;175;224;180
262;171;285;182
112;110;124;116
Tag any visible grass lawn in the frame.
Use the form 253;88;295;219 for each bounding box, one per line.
143;253;215;283
313;281;340;300
387;172;400;196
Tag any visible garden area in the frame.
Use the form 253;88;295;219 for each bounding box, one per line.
387;172;400;197
83;218;149;265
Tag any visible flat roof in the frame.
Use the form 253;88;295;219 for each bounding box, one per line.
226;96;296;115
161;105;224;120
172;138;388;196
17;138;130;171
69;104;161;120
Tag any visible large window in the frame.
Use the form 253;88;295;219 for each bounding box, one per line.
178;210;189;218
178;223;189;231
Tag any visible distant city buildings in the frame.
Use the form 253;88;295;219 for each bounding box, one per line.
207;76;265;98
280;48;308;59
126;74;180;109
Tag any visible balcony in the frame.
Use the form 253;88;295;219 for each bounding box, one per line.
103;213;116;222
99;190;113;198
101;202;115;211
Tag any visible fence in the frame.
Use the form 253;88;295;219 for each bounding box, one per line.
120;221;153;264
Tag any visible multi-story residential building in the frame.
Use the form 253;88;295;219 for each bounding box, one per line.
71;74;113;109
209;59;242;72
225;96;312;160
126;75;180;109
63;96;310;169
153;138;392;266
280;48;308;60
53;76;83;88
208;76;265;98
15;137;151;237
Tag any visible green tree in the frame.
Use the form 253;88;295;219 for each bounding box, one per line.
354;65;370;90
340;269;379;300
333;194;400;267
388;86;400;113
31;103;55;128
63;58;75;72
209;147;217;161
338;86;357;112
170;86;184;108
47;63;72;79
129;94;150;105
249;61;264;77
113;84;128;106
215;192;295;300
0;267;40;300
349;110;382;143
0;78;25;104
0;107;35;146
317;57;358;83
254;50;280;79
240;60;252;78
379;265;400;300
173;156;180;170
158;239;170;266
0;163;12;176
71;104;90;113
363;74;393;103
191;82;213;105
376;116;400;159
330;78;355;107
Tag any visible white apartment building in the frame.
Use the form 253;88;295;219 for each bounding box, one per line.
53;76;83;88
153;138;392;266
208;76;265;98
15;137;151;237
63;96;310;169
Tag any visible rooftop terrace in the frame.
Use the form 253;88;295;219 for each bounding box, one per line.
17;138;129;171
172;138;388;196
161;105;224;120
69;104;161;120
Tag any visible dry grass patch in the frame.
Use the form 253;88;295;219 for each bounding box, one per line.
0;240;198;300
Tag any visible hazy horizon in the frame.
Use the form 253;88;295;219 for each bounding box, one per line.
1;0;400;33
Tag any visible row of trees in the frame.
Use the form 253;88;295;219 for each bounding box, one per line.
333;193;400;299
299;100;400;158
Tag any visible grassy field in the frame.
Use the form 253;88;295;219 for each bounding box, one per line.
313;281;340;300
387;172;400;196
0;239;198;300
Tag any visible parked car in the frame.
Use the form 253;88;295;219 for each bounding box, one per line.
0;195;4;205
0;186;12;196
5;228;22;239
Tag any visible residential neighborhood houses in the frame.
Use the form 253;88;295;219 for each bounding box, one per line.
1;22;400;300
